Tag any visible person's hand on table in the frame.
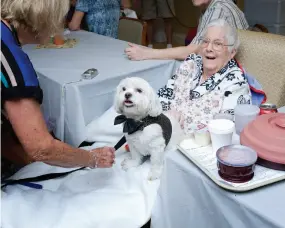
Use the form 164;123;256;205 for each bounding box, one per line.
125;43;151;61
88;147;115;168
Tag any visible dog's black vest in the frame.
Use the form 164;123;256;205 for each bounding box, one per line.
114;113;172;146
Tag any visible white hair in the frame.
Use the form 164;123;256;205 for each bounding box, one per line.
201;18;240;51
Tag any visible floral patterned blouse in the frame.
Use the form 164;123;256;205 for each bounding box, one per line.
158;54;252;135
76;0;121;38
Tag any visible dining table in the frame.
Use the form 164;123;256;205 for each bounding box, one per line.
23;30;178;146
151;107;285;228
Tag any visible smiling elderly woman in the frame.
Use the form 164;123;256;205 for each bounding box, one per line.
158;19;251;134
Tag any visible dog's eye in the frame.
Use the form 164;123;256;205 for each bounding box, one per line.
122;87;126;91
136;88;142;93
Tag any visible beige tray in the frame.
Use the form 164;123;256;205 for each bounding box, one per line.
36;38;78;49
178;138;285;192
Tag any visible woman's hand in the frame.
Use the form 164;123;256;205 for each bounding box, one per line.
124;43;150;61
88;147;115;168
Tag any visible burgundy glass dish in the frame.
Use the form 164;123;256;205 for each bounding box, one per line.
216;145;258;183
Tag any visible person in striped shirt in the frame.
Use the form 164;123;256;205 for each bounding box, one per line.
1;0;115;179
125;0;249;61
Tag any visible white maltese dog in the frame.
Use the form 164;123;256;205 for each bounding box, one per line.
114;77;183;180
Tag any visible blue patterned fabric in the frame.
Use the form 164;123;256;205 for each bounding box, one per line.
76;0;121;38
243;70;266;106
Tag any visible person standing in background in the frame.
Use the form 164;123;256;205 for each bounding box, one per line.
141;0;175;48
69;0;127;39
125;0;248;60
66;0;88;30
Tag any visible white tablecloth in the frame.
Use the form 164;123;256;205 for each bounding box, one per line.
23;31;177;146
151;108;285;228
2;107;163;228
2;146;160;228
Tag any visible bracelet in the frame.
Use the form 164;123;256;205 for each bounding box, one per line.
88;151;98;169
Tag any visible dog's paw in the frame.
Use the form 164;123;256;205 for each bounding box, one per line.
147;167;162;181
121;158;140;171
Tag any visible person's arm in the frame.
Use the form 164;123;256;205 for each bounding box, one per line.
121;0;131;9
68;10;85;31
70;0;77;7
4;98;114;168
124;43;199;61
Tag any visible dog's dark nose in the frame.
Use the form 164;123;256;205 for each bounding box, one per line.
125;92;132;99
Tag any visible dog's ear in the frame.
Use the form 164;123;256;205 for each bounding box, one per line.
148;88;162;117
114;86;123;114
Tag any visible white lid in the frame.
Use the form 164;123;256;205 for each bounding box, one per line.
208;119;234;134
217;145;258;166
214;113;234;121
234;104;260;116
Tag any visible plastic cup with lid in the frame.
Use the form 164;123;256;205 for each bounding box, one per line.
208;119;235;154
214;113;234;121
234;104;260;135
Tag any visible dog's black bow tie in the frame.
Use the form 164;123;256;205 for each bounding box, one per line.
114;115;144;134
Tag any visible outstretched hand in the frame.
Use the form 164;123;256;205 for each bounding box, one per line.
89;147;115;168
124;43;150;61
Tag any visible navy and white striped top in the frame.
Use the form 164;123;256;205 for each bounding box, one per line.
192;0;249;44
1;21;43;105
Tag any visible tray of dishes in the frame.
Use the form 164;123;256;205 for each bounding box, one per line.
178;137;285;192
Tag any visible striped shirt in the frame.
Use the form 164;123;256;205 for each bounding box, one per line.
192;0;249;44
1;21;43;105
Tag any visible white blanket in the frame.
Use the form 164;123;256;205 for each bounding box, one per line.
1;107;160;228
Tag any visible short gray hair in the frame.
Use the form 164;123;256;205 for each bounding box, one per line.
201;18;240;51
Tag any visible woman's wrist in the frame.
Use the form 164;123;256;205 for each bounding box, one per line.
86;150;98;168
144;48;157;60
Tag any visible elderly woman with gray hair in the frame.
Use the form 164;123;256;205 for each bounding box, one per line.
158;19;251;134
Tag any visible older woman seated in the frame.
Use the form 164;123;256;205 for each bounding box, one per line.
158;19;251;134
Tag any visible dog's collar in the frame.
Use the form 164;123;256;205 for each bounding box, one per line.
114;114;172;146
114;115;145;134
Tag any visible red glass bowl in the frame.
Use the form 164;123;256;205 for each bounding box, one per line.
216;145;258;183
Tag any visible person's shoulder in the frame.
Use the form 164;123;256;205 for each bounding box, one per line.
227;59;246;79
1;23;42;103
210;0;236;7
1;39;39;88
209;0;239;12
207;0;249;29
185;53;202;62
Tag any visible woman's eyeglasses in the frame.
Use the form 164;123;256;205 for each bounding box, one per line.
199;38;234;51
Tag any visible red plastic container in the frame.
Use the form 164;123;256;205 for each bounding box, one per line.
240;113;285;170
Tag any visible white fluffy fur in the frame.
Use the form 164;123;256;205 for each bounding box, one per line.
114;77;183;180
